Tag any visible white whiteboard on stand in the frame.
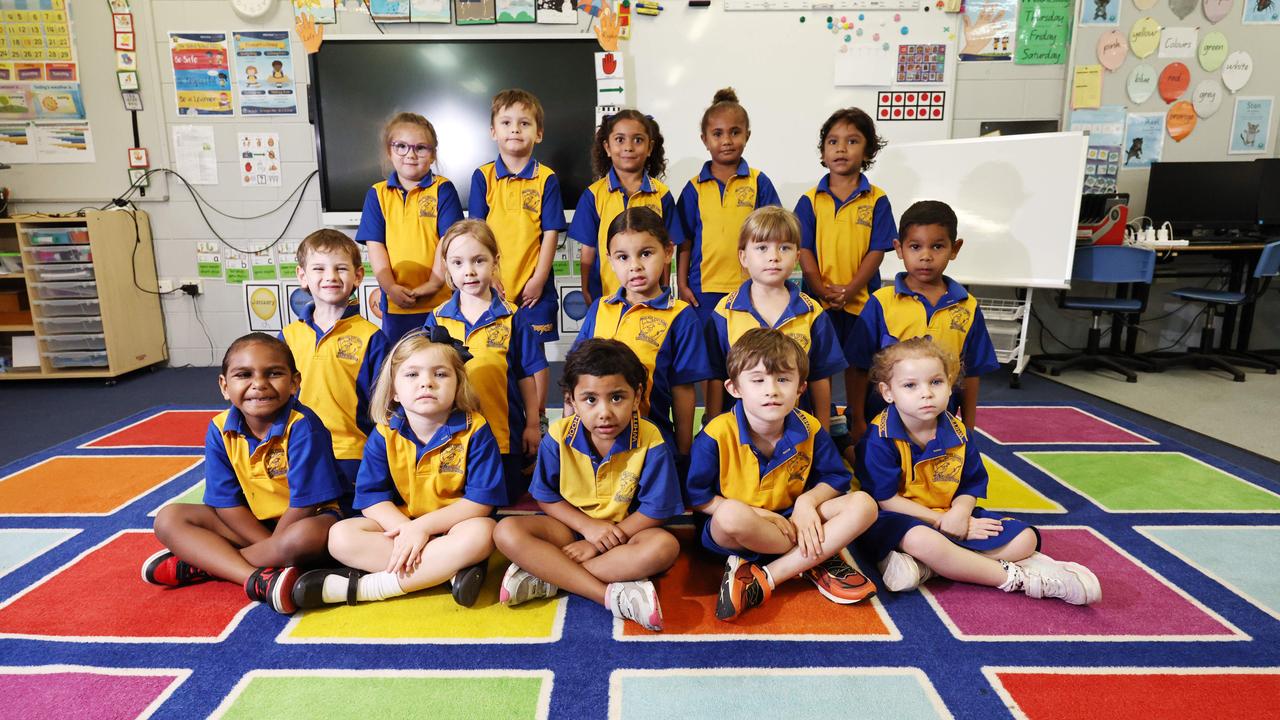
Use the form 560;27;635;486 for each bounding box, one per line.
872;132;1088;289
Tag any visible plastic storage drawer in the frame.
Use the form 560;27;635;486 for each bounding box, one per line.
36;315;103;334
42;333;106;351
32;298;100;317
24;245;92;263
44;350;109;368
26;228;87;245
29;263;94;282
30;281;98;300
0;252;21;273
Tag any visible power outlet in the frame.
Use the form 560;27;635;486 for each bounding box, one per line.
179;278;204;295
157;278;174;293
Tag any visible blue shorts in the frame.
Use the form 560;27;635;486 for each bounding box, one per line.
826;309;859;361
856;506;1039;563
690;291;727;327
696;510;787;564
334;458;360;516
519;281;560;343
502;452;533;504
380;311;432;344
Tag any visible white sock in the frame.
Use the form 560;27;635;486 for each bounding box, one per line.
762;565;776;590
997;560;1025;592
357;571;406;602
320;574;352;604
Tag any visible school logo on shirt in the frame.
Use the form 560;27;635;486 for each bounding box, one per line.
264;445;287;479
530;322;554;334
735;186;756;208
336;335;363;361
418;195;437;219
614;470;639;503
783;451;812;488
786;332;811;352
439;443;464;474
521;188;540;214
932;454;963;485
947;305;972;332
856;205;874;228
485;324;510;350
636;316;669;347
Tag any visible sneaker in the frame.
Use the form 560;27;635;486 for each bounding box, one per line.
141;550;212;587
805;551;877;604
877;550;936;593
291;568;366;609
451;561;487;608
498;563;557;606
244;566;300;615
606;579;663;631
1016;552;1101;606
715;555;771;621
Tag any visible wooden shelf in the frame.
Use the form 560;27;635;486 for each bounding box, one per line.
0;273;24;279
0;324;34;331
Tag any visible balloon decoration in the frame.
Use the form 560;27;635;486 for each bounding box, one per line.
1130;17;1161;58
1158;62;1190;102
1202;0;1232;22
1098;31;1129;70
1168;0;1196;18
1128;63;1158;102
1134;0;1157;8
1198;31;1228;71
1166;101;1196;142
250;287;279;321
1221;51;1252;93
1192;79;1224;118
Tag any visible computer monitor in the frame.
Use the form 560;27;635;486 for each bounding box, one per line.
1256;159;1280;231
1145;160;1261;236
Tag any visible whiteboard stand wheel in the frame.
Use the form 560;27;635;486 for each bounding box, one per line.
1010;373;1021;389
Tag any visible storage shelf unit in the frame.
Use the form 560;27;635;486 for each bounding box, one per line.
0;210;167;379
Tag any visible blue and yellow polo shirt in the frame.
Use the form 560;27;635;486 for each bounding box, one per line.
573;288;713;442
280;303;388;463
203;397;344;521
856;405;987;512
355;170;464;315
794;173;897;315
707;279;848;383
529;413;684;523
567;168;682;300
686;404;851;513
354;409;507;517
468;157;567;308
676;159;782;295
423;291;548;456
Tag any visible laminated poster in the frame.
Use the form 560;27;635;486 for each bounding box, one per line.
960;0;1017;60
1070;105;1125;193
497;0;535;21
1015;0;1072;65
292;0;338;23
1080;0;1119;25
196;242;223;279
1121;112;1165;169
238;132;282;187
251;244;278;281
1228;96;1273;154
536;0;578;22
410;0;451;21
31;121;93;163
172;124;218;185
1242;0;1279;23
283;283;307;325
232;31;297;116
1071;64;1102;109
368;0;410;20
225;249;250;285
454;0;496;24
0;122;34;164
277;241;300;278
170;33;233;116
244;282;284;332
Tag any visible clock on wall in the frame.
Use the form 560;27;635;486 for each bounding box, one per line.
231;0;276;20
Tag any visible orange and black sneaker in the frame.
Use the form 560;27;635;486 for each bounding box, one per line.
715;555;772;621
244;566;300;615
805;550;877;604
141;550;212;587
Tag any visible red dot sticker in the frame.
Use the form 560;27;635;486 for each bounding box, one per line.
932;107;942;118
906;93;916;103
880;92;891;103
893;108;903;118
894;94;903;103
934;93;944;103
906;107;915;118
880;107;890;118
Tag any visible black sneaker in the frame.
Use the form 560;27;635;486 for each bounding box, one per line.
450;561;487;607
244;566;300;615
292;568;367;609
141;550;212;587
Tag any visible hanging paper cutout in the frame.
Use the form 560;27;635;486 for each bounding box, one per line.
1158;61;1190;102
1202;0;1231;22
1192;79;1224;117
1098;30;1128;69
1128;63;1157;102
1166;100;1196;141
1198;31;1228;70
1134;0;1156;8
1159;26;1196;57
1221;51;1252;93
1129;17;1161;58
1168;0;1196;18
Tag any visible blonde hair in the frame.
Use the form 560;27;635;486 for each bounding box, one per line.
726;327;809;383
297;228;361;267
868;337;962;389
738;206;801;251
491;88;545;131
380;111;438;175
369;332;480;426
438;219;500;291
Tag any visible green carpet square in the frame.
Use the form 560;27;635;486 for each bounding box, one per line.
1019;451;1280;512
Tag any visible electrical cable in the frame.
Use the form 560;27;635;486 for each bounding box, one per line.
190;292;217;367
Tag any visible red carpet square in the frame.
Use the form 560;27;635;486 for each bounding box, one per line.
619;528;896;640
976;406;1154;445
0;456;200;515
0;531;251;641
923;527;1242;640
987;668;1280;719
82;410;219;448
0;666;188;720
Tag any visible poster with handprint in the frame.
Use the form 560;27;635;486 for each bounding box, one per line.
960;0;1017;61
1079;0;1119;26
1228;96;1273;154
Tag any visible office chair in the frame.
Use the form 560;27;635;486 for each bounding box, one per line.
1031;245;1158;383
1149;239;1280;382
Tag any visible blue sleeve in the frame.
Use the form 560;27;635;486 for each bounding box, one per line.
809;427;852;494
684;430;723;508
512;311;548;378
436;180;464;237
661;191;684;245
808;311;849;380
568;190;601;247
667;306;714;384
847;295;887;370
355;187;386;244
633;441;685;520
676;181;701;245
468;169;490;219
541;173;567;231
353;431;397;510
202;421;246;508
869;194;897;252
573;300;600;348
421;312;438;332
955;437;990;499
528;433;565;505
461;423;509;507
706;311;728;380
794;195;817;253
962;307;1002;376
285;418;344;507
756;172;782;208
355;332;390;437
854;431;903;502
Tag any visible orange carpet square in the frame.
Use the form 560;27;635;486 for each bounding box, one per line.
0;456;200;515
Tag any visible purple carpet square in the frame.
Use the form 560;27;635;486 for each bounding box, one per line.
923;528;1241;640
0;667;184;720
976;407;1153;445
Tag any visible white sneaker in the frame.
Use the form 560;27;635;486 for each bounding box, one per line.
877;550;935;592
498;563;557;606
1016;552;1101;605
606;579;664;631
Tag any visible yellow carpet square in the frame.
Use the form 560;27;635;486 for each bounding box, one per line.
977;457;1064;513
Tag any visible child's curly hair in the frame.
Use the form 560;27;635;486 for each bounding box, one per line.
868;337;963;390
817;107;887;171
591;109;666;181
